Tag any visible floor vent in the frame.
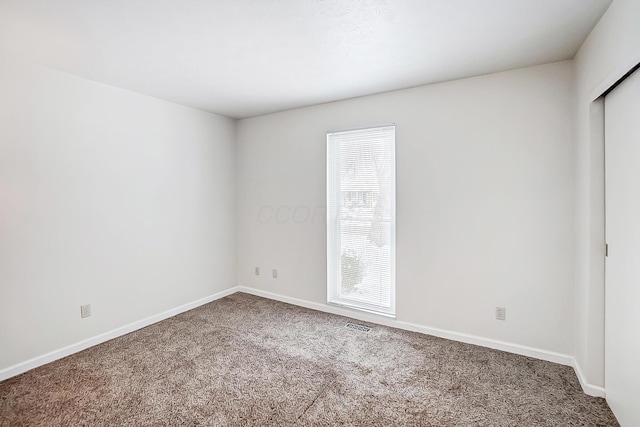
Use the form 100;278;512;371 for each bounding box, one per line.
345;322;371;333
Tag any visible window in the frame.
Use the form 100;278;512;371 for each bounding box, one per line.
327;125;396;316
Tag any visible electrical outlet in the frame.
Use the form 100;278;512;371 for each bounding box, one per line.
495;307;506;321
255;266;260;275
272;269;278;278
81;304;91;318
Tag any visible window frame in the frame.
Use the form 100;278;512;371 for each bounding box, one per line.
326;125;396;317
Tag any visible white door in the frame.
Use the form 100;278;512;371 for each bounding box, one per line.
604;67;640;427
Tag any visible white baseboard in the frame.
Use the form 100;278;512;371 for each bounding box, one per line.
572;358;606;397
235;286;573;365
0;287;237;382
1;284;607;399
236;286;606;397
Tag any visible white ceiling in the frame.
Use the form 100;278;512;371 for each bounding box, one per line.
0;0;612;119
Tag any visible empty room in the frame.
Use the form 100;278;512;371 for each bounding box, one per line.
1;0;639;425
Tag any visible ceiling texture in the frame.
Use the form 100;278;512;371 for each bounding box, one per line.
0;0;612;119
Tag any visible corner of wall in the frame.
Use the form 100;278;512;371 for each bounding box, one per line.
572;357;606;397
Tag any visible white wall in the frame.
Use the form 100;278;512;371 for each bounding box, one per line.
4;4;632;401
0;55;237;373
237;61;575;356
573;0;640;391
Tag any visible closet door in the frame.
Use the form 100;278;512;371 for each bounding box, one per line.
604;67;640;427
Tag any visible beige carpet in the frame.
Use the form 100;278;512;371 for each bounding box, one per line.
0;292;618;426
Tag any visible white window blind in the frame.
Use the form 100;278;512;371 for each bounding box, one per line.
327;125;396;316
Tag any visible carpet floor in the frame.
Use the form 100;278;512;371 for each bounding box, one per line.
0;292;619;426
